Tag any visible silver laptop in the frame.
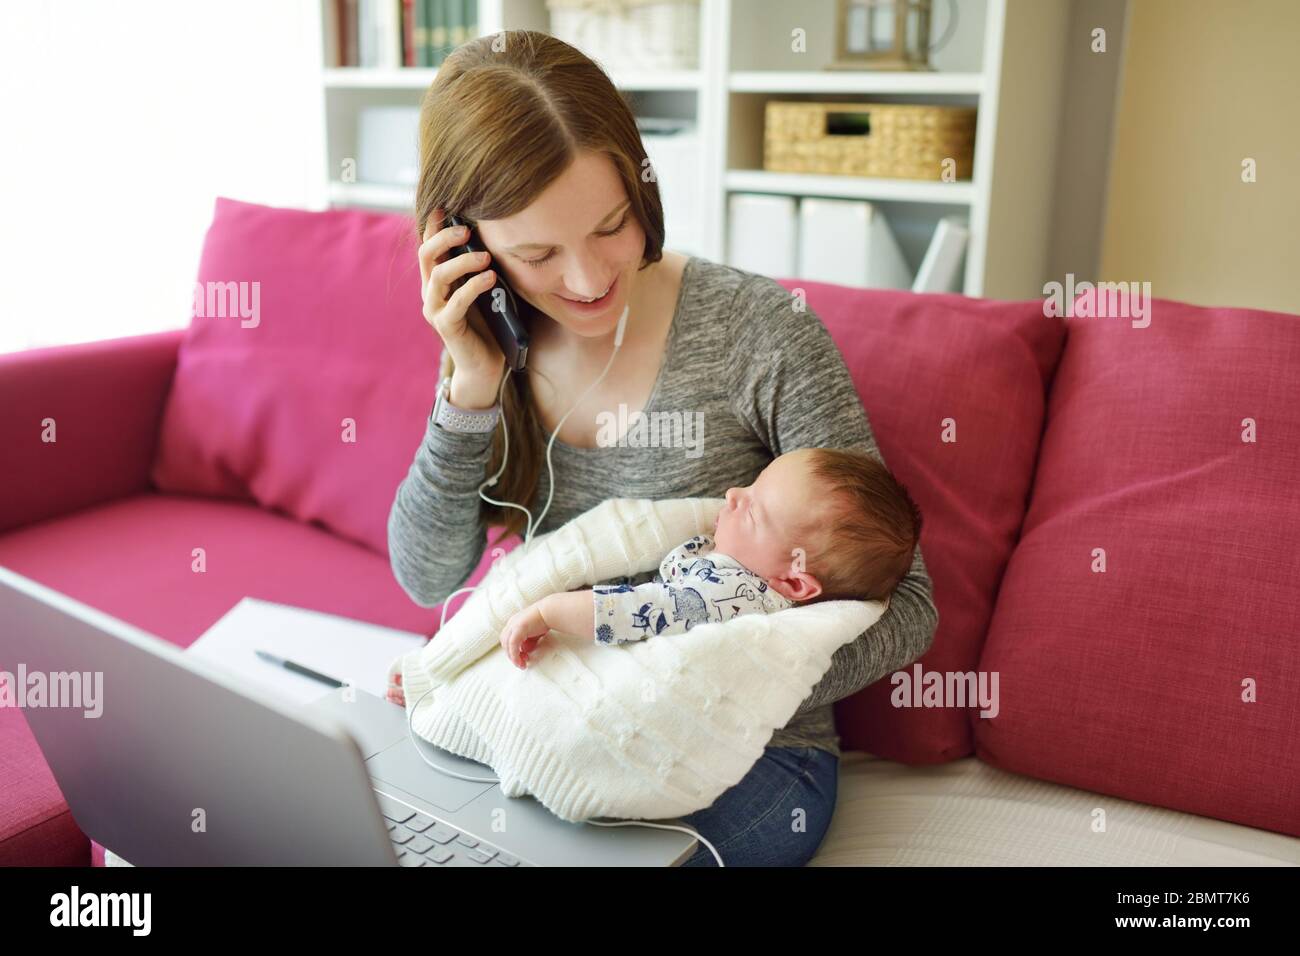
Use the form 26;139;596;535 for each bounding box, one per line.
0;566;697;866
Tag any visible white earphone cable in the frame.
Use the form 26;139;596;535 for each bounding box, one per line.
403;304;722;865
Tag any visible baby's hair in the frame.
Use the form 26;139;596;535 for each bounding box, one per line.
800;448;923;602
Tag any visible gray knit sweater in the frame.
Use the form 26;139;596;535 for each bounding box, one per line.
387;255;939;758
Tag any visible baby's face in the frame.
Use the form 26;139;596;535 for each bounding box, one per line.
713;449;825;582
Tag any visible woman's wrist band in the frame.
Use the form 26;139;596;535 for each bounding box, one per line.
432;375;501;433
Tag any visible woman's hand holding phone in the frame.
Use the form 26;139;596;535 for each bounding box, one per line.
419;206;506;409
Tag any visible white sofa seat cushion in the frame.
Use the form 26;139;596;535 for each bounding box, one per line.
811;754;1300;866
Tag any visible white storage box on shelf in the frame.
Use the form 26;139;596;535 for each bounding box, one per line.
797;197;912;290
547;0;700;70
912;216;970;293
727;193;798;280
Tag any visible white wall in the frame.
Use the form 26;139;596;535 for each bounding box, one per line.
1042;0;1126;284
1100;0;1300;313
0;0;321;352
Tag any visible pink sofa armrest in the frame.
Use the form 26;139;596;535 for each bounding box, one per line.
0;329;185;534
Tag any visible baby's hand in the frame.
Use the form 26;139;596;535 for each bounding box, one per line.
500;601;550;669
386;654;406;707
387;672;405;707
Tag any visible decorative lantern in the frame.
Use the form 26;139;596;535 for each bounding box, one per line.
830;0;934;71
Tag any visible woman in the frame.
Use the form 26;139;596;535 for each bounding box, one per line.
386;30;938;867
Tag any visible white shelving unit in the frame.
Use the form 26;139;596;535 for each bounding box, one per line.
308;0;1069;299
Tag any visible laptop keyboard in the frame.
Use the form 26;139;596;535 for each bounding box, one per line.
375;791;525;867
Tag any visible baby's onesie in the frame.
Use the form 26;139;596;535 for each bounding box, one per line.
592;534;795;645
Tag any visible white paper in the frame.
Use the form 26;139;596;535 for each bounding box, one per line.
184;598;428;707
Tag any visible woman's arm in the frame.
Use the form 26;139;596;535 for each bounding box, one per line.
386;398;496;608
727;275;940;712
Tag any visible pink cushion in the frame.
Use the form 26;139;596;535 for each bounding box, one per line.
0;707;89;866
977;296;1300;836
151;197;440;557
775;282;1066;763
0;491;517;864
0;330;183;537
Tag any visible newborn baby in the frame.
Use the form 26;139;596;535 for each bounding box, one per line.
498;446;921;669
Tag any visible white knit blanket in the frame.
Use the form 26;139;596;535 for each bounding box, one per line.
397;497;886;823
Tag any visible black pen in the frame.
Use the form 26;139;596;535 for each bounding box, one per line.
255;649;344;688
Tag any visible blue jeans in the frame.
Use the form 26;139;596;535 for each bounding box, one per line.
673;745;839;867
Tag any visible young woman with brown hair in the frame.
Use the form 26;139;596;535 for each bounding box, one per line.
387;30;938;866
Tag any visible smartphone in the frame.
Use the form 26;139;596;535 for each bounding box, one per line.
445;213;529;371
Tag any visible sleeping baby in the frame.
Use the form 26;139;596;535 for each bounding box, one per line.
498;446;922;669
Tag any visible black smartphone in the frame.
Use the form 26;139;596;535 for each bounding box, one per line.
445;213;529;371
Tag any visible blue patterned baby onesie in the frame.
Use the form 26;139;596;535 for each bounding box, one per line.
592;534;795;645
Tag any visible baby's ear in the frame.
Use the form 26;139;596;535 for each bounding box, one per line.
764;572;816;600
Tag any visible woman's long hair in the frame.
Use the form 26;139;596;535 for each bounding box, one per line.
414;29;665;546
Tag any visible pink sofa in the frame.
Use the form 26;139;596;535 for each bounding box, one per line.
2;197;1296;866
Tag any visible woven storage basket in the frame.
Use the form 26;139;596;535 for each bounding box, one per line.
547;0;700;70
764;101;976;181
